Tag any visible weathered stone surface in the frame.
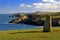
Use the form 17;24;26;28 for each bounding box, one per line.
43;15;52;32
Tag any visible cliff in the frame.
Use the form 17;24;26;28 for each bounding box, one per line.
9;12;60;26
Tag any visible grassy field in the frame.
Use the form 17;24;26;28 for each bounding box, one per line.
0;27;60;40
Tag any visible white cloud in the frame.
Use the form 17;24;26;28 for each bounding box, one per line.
20;3;26;7
32;2;58;9
26;5;32;8
20;3;32;8
33;3;43;8
43;0;55;2
33;3;43;6
17;0;60;13
43;3;58;9
0;0;60;13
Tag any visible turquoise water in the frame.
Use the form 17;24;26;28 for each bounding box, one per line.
0;14;42;30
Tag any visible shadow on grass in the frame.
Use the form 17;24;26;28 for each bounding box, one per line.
9;31;43;34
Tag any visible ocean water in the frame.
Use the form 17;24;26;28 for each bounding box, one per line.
0;14;42;30
0;14;13;24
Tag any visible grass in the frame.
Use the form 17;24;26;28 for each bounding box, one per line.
0;27;60;40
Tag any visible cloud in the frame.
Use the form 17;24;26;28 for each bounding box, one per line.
18;0;60;13
33;3;43;8
33;2;59;9
19;3;32;8
19;2;59;8
0;0;60;13
43;0;55;2
20;3;26;8
26;5;32;8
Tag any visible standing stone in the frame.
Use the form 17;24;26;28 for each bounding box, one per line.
43;15;52;32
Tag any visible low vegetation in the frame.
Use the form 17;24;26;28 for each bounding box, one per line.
0;27;60;40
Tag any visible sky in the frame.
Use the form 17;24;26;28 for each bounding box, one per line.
0;0;60;13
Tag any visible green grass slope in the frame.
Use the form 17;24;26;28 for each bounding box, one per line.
0;27;60;40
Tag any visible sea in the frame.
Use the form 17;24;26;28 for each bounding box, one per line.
0;14;42;30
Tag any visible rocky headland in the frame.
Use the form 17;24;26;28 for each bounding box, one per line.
9;12;60;26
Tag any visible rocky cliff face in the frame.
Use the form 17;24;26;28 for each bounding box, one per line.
9;14;28;23
9;12;60;26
